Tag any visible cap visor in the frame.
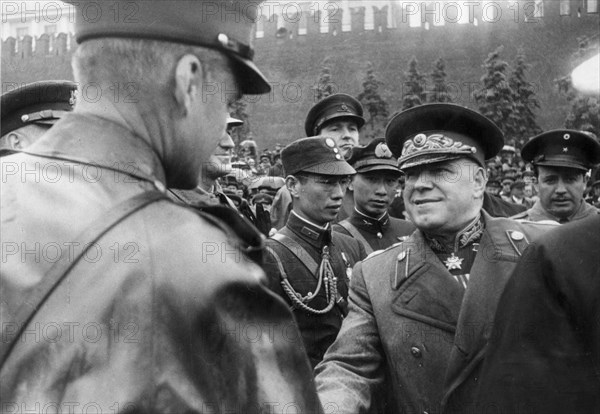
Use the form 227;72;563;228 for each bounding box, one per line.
356;165;401;175
302;161;356;176
535;160;589;172
230;55;271;95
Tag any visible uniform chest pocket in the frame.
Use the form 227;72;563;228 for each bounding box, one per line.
391;263;462;333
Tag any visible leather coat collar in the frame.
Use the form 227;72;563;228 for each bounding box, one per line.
20;113;166;187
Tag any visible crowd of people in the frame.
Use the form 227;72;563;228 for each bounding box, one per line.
1;1;599;413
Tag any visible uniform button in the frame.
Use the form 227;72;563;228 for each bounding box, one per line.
153;180;166;193
410;346;422;358
511;231;524;241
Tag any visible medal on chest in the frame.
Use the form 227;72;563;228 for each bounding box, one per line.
444;253;463;270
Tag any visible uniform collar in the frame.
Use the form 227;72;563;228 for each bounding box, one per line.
424;214;484;253
349;208;390;234
286;210;332;249
528;198;598;223
20;113;166;187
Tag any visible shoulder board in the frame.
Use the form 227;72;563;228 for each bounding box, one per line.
364;248;386;260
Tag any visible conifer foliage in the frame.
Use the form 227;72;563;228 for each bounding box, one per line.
428;58;453;103
358;62;389;139
402;56;427;110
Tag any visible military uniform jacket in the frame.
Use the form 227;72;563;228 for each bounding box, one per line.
333;209;415;254
512;198;599;223
474;214;600;413
314;212;553;414
0;114;323;413
263;212;367;368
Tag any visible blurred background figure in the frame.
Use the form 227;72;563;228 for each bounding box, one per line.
0;80;76;154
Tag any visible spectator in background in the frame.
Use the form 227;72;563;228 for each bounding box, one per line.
268;153;284;177
513;130;600;223
271;93;366;230
0;81;76;154
508;180;534;208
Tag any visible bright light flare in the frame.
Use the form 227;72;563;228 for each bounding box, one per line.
572;54;600;95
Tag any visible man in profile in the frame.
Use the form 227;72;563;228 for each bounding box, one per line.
0;80;76;153
0;1;322;412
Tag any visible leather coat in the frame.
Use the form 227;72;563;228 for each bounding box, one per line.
0;114;323;413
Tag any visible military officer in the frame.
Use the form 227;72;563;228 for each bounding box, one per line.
0;80;76;154
263;136;367;368
0;1;322;412
271;93;366;230
512;129;600;223
333;138;415;254
169;116;243;208
314;103;553;414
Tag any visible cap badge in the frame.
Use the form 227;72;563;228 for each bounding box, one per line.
563;147;569;153
402;133;476;157
69;90;77;107
340;104;350;112
413;133;427;146
325;138;336;148
375;143;393;158
564;133;570;140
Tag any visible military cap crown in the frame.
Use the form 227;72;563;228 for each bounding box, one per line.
521;129;600;172
66;0;270;94
386;103;504;170
305;94;365;136
282;136;356;176
347;138;400;174
1;80;76;137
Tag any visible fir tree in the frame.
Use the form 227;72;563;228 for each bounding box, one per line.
555;36;600;135
473;46;518;145
402;56;427;110
509;49;542;146
357;62;389;140
428;58;453;103
314;56;337;101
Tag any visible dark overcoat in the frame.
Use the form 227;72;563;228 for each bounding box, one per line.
474;215;600;414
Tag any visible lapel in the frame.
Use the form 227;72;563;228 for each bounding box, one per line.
389;230;465;333
442;212;527;402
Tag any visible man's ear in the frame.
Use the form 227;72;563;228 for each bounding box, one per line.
286;175;300;198
473;166;486;199
174;54;203;116
7;132;22;150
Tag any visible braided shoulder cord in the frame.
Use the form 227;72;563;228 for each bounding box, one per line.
265;245;338;315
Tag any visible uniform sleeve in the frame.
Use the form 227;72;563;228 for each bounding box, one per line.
314;261;385;414
474;241;600;413
151;278;323;414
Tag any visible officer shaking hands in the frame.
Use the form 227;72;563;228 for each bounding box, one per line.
315;103;553;414
333;138;415;254
263;136;366;368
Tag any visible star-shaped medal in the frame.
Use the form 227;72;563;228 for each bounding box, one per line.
444;253;463;270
